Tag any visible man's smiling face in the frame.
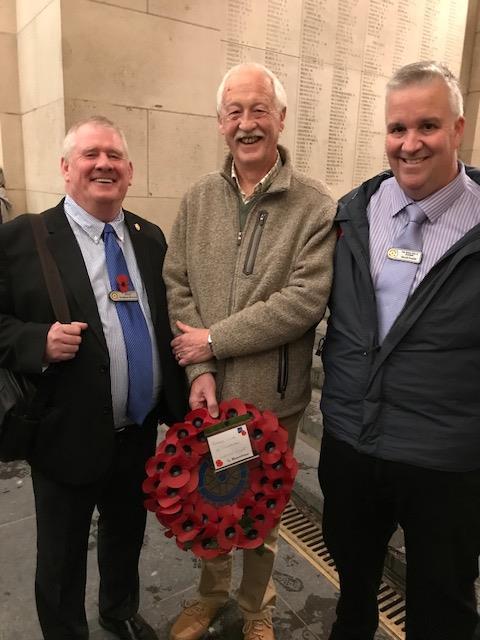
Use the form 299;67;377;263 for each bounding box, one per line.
61;123;133;221
218;66;285;179
385;78;464;200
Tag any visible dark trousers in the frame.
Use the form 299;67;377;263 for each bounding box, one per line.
31;424;157;640
318;431;480;640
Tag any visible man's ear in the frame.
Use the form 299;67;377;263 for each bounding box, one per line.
454;115;465;148
60;157;70;182
218;114;225;137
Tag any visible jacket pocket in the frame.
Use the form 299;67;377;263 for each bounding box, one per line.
277;344;289;399
243;210;269;275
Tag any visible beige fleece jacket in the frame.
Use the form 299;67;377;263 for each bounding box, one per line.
163;146;336;418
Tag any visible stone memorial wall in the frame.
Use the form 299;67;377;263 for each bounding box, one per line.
220;0;468;198
0;0;474;221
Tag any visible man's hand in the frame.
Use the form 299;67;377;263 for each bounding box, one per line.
171;320;212;366
44;321;88;363
189;372;219;418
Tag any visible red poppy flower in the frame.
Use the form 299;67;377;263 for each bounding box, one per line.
191;524;222;559
170;507;203;543
258;431;288;464
245;403;263;426
217;515;243;551
260;494;288;519
155;501;182;523
219;398;248;419
142;474;161;495
154;439;180;460
237;523;268;549
190;497;220;525
217;504;243;521
165;422;197;443
249;468;270;495
249;504;276;533
248;412;282;453
263;461;286;481
116;274;129;292
162;457;192;489
145;455;167;478
181;432;210;456
185;408;219;430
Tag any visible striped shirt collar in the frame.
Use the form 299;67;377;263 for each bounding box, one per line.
389;163;468;223
64;195;125;243
231;151;282;202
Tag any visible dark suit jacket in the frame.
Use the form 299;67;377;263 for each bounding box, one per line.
0;200;187;484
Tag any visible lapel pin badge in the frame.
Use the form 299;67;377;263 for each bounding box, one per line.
134;223;140;231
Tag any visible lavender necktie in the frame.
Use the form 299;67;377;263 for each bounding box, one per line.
376;203;427;343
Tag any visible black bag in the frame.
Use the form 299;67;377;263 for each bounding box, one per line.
0;215;70;462
0;370;37;462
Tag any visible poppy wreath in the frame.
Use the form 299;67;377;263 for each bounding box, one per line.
143;398;298;559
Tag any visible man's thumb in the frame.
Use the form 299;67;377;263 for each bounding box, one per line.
176;320;189;333
207;397;219;419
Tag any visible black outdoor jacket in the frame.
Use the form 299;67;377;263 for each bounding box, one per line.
321;167;480;472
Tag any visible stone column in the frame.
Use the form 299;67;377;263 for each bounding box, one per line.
461;0;480;165
0;0;25;218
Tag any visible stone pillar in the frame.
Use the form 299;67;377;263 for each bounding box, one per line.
461;0;480;165
0;0;25;218
16;0;65;214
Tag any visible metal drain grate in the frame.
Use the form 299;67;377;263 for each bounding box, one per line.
279;502;406;639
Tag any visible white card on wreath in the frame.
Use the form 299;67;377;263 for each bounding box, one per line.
207;424;257;472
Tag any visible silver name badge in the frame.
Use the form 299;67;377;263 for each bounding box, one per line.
109;290;139;302
387;247;423;264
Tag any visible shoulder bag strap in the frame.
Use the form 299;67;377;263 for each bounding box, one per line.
29;214;71;324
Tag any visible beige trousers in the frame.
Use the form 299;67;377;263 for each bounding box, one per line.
198;411;303;619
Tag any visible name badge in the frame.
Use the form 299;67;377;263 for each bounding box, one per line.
109;290;139;302
207;423;257;472
387;247;423;264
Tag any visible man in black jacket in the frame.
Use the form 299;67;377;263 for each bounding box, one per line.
319;62;480;640
0;116;186;640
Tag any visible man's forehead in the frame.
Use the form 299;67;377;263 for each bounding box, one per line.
223;71;274;100
76;124;120;141
74;125;125;150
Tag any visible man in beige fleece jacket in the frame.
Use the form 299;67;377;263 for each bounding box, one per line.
164;63;336;640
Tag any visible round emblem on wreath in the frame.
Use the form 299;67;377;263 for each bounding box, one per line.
143;399;298;558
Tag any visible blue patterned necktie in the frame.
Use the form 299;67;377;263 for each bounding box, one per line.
103;223;153;424
376;203;427;343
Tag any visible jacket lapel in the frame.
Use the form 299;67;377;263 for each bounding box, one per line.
369;224;480;384
42;202;107;352
124;212;159;325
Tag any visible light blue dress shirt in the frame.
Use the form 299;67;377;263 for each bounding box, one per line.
64;196;161;428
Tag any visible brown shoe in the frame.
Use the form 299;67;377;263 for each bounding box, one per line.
169;600;222;640
242;617;275;640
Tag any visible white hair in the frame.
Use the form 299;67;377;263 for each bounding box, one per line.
216;63;287;115
63;116;129;160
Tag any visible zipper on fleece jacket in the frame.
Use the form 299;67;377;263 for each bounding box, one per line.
243;209;269;275
277;344;289;399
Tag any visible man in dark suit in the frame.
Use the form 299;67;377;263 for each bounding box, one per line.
0;116;186;640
